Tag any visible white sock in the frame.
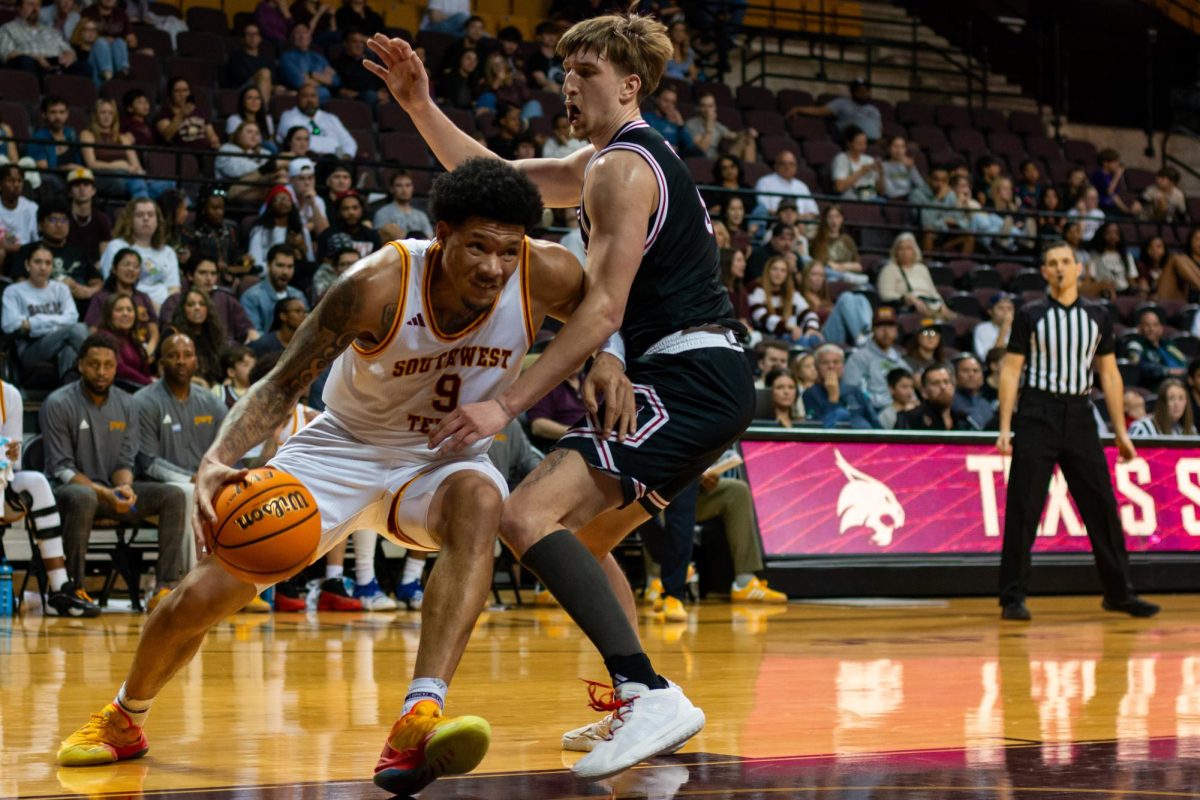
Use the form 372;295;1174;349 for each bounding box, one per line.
403;677;447;714
325;564;344;581
734;574;755;589
400;557;423;585
353;530;376;586
115;683;153;727
47;567;69;592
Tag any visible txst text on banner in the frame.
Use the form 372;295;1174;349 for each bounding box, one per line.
742;438;1200;556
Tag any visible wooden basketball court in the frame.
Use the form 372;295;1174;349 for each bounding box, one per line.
2;594;1197;799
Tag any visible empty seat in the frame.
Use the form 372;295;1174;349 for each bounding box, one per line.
1008;110;1045;138
987;131;1025;162
787;115;830;142
132;25;173;56
744;110;785;137
349;129;375;160
442;107;476;134
270;93;298;119
716;106;741;130
799;138;839;168
933;104;971;130
1063;138;1098;166
185;6;228;34
869;98;894;122
736;85;776;111
380;132;430;166
684;156;714;185
947;259;978;283
44;74;97;109
949;128;988;159
971;108;1006;133
1010;269;1046;293
895;100;933;128
909;124;950;153
0;69;39;104
530;89;564;117
177;31;228;61
0;102;30;140
1124;167;1155;194
1025;135;1061;164
165;56;217;87
948;291;983;319
214;87;240;118
994;261;1023;286
970;267;1002;289
777;88;813;113
325;98;373;130
378;103;419;133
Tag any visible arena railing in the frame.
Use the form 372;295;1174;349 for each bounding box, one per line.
691;0;1020;109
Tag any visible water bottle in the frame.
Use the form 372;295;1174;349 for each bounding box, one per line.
0;558;14;618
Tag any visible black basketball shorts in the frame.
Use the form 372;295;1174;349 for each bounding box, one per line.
553;337;755;514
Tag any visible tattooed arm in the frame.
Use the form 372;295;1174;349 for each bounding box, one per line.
192;246;403;544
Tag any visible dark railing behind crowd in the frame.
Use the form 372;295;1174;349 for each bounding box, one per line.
720;0;1019;110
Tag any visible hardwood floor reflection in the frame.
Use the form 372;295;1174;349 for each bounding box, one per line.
2;595;1199;798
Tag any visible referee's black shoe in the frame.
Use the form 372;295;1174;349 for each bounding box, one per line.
1102;596;1161;618
1001;601;1032;621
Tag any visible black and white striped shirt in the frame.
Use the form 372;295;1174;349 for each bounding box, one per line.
1007;296;1115;395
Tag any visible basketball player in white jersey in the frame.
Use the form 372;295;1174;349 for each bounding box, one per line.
57;160;590;796
0;379;84;615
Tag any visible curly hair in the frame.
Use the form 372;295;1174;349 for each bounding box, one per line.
429;158;543;232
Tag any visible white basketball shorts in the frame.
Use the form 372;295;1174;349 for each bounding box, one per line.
268;413;508;560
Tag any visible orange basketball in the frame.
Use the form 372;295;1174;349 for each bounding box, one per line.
204;467;321;585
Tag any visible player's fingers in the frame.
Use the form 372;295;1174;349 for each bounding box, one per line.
601;387;618;440
581;378;599;416
365;36;394;64
363;59;388;79
619;385;637;442
429;413;464;448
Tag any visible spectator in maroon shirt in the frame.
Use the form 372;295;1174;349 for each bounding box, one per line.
527;365;587;451
121;89;155;147
254;0;292;45
154;78;221;151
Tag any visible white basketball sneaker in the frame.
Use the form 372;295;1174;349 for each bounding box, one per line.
570;680;705;781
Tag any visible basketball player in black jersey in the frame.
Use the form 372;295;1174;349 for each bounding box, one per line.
367;10;755;780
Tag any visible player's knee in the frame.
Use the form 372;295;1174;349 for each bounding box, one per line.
442;474;502;548
498;501;541;558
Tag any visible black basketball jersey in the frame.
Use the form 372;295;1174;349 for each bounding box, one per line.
579;120;733;359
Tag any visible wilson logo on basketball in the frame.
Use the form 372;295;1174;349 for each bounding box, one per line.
235;492;311;530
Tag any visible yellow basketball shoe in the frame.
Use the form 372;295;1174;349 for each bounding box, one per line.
730;577;788;604
655;595;688;623
373;701;491;796
57;704;149;766
643;578;664;604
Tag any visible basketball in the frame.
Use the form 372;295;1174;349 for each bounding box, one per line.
204;467;321;585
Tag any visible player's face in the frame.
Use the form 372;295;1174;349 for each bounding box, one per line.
439;218;525;313
1041;244;1081;292
562;48;637;139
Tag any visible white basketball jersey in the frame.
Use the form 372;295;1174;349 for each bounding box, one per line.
321;238;536;457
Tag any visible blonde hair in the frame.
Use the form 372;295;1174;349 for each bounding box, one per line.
89;98;121;141
557;8;672;101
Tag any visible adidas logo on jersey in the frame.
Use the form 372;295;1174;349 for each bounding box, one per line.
405;313;426;328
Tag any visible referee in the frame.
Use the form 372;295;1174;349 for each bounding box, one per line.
995;240;1160;621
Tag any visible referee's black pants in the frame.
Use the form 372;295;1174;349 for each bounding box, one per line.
998;390;1136;607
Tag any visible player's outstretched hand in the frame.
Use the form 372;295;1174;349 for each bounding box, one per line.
364;34;430;112
193;455;248;559
582;352;637;443
429;400;510;454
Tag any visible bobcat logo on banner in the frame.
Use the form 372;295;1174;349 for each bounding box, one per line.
834;449;906;547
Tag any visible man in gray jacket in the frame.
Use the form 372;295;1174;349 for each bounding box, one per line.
844;306;907;411
39;336;188;611
134;334;227;571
